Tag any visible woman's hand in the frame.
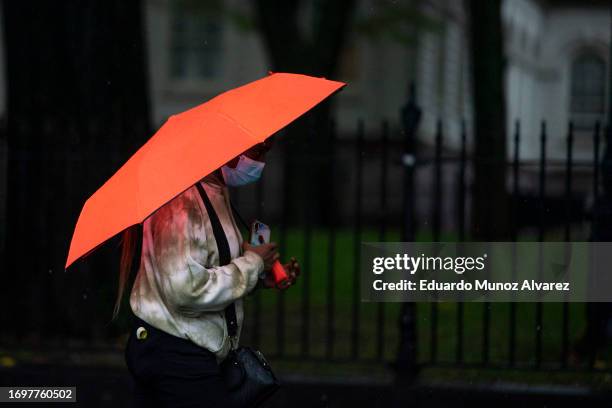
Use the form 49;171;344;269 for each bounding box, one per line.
282;257;300;288
242;242;279;272
261;257;300;290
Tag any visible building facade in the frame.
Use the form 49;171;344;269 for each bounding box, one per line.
0;0;609;240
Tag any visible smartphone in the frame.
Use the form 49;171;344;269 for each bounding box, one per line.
250;220;271;246
249;220;288;288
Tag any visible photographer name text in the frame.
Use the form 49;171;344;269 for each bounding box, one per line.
373;279;570;292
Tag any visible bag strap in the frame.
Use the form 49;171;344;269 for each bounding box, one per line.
230;201;250;233
194;182;238;341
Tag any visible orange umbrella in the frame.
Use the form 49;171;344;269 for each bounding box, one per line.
65;72;346;270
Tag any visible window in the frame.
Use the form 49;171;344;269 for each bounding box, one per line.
570;53;606;128
169;1;224;80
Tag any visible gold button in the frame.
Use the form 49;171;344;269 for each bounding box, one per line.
136;326;148;340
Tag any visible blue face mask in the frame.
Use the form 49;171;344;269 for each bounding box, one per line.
221;155;265;186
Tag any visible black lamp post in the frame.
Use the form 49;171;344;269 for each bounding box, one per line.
393;82;421;407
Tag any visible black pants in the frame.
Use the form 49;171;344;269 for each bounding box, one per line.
124;315;230;408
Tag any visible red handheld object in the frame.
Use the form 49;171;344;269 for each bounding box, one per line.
271;260;289;287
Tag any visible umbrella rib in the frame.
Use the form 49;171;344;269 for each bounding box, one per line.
214;111;261;143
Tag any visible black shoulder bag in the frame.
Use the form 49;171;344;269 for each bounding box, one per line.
195;182;280;408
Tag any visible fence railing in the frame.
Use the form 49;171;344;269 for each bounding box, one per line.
236;96;611;375
1;95;610;377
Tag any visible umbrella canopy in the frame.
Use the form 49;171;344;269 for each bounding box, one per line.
65;72;345;269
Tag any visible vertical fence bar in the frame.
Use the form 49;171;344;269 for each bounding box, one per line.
276;137;290;358
455;119;467;365
300;216;311;357
430;119;442;364
481;116;492;364
536;120;547;369
301;124;314;357
326;118;337;360
589;121;601;370
564;122;574;242
352;119;364;359
482;300;490;364
561;121;574;368
458;121;467;242
509;120;520;367
433;120;443;240
377;120;389;361
252;167;264;349
594;122;601;202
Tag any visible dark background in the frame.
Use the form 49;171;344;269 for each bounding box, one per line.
0;0;611;406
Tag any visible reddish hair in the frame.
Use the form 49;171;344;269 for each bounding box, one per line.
113;225;140;320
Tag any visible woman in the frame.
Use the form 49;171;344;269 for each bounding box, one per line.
116;137;300;407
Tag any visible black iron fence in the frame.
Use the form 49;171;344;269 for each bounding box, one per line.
234;95;611;375
0;94;610;378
